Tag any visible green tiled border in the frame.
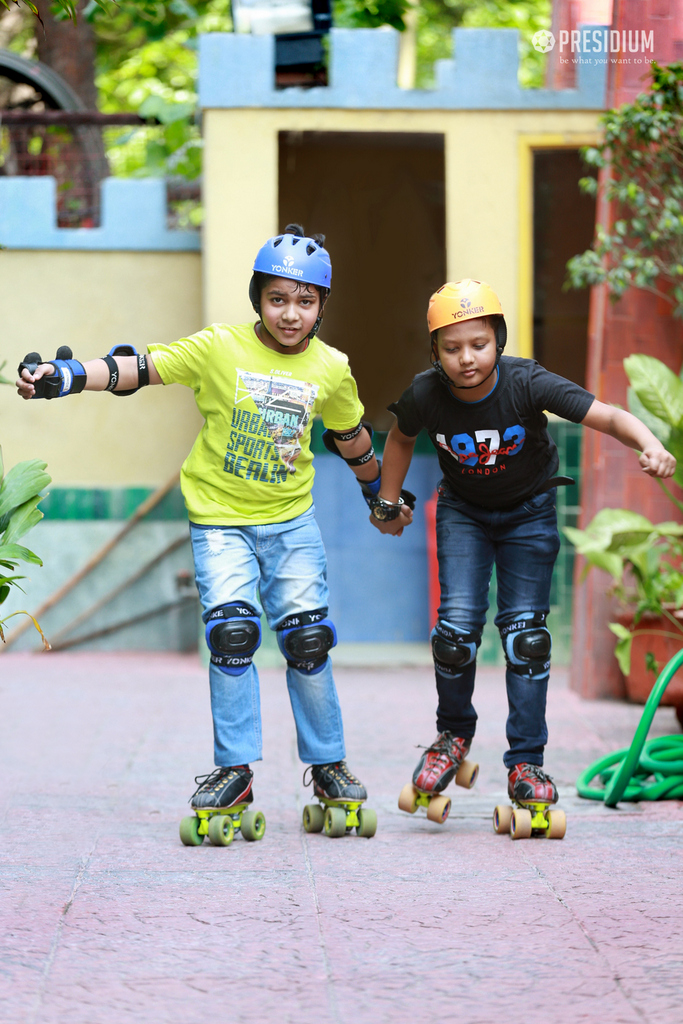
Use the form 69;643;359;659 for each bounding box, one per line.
39;485;187;521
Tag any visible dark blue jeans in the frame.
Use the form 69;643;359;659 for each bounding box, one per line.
434;484;561;768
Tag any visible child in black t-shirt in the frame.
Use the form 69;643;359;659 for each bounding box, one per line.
370;279;675;823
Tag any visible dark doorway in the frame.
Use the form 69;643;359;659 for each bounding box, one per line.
279;131;446;427
533;149;597;387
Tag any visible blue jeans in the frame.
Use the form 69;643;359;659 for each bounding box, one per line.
190;507;345;767
435;484;561;768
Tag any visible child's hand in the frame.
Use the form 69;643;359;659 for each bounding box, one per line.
16;363;55;400
368;505;413;537
639;445;676;479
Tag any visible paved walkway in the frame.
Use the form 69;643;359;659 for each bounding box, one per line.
1;652;681;1024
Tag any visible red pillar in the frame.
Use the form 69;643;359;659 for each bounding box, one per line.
570;0;683;699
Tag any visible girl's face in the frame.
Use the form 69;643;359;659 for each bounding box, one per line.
436;318;498;400
258;277;321;353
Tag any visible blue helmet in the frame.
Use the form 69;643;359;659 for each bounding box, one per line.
249;225;331;339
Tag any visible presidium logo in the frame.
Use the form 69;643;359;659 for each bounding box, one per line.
532;27;655;59
532;30;555;53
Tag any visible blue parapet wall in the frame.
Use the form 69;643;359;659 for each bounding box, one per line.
0;176;200;251
200;26;608;111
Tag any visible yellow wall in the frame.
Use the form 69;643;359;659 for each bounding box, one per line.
0;250;203;486
203;107;600;356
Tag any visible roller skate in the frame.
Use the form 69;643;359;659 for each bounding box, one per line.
302;761;377;838
179;765;266;847
493;763;566;840
398;732;479;824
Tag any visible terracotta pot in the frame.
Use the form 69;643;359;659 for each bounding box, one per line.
616;611;683;706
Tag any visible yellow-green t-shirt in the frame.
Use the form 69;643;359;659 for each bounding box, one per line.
149;322;364;525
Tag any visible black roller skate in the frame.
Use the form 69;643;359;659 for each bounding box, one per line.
493;763;566;840
398;731;479;825
302;761;376;839
179;765;266;847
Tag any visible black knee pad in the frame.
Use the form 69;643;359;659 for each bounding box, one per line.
431;620;481;677
276;608;337;674
500;612;551;679
206;602;261;676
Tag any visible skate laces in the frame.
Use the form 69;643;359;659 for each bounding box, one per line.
417;733;468;768
514;763;552;784
303;761;360;788
190;766;248;802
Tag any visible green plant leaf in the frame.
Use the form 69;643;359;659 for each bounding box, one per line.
609;622;633;675
2;496;45;546
0;460;50;522
627;386;671;444
0;543;42;566
624;354;683;427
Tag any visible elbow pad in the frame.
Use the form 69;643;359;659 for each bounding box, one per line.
103;344;150;396
18;347;87;400
322;420;375;466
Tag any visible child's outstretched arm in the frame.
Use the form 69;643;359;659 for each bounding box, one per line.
581;400;676;478
369;421;417;537
17;352;162;400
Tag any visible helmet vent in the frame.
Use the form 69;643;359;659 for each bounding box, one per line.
306;243;317;255
273;236;283;247
291;237;301;246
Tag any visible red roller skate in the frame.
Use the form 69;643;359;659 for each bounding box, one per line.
493;763;566;840
398;732;479;825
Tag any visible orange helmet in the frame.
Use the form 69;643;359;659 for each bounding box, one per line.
427;279;504;333
428;280;507;389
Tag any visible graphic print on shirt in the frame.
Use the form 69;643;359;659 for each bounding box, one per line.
223;369;319;483
435;425;526;477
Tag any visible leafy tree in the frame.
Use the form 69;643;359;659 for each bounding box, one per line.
334;0;551;87
567;62;683;318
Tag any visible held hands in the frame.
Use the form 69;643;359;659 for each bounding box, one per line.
639;445;676;478
368;504;414;537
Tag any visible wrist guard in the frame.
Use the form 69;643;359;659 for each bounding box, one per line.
18;346;87;400
103;344;150;396
357;462;382;508
322;420;375;465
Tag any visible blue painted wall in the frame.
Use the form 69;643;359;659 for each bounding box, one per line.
312;454;441;643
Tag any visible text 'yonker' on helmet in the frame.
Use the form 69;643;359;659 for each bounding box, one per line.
428;279;508;389
249;224;332;339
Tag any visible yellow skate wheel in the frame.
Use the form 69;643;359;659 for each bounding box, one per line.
493;805;513;834
545;809;567;840
455;759;479;790
324;806;347;838
208;814;235;847
398;783;420;814
241;810;266;842
303;803;325;833
510;808;532;840
426;794;451;824
356;808;377;838
179;816;203;846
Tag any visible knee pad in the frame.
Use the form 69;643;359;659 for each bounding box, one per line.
206;602;261;676
276;608;337;674
431;620;481;677
499;613;551;679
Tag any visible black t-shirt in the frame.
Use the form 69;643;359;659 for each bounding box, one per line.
388;357;595;510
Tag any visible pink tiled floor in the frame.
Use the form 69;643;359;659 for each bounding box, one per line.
1;652;681;1024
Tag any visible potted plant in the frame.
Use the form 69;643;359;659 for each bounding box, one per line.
565;353;683;719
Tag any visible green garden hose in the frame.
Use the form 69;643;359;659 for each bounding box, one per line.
576;648;683;807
